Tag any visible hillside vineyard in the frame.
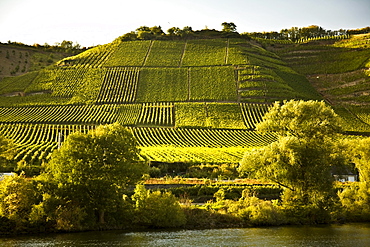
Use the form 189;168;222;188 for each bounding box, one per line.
0;35;370;165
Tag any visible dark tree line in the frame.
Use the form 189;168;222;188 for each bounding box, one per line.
247;25;370;41
117;22;243;42
1;40;86;54
117;23;370;42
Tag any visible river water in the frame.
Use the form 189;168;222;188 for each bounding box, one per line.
1;223;370;246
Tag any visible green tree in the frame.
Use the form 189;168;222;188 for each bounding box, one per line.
256;100;341;140
182;26;193;34
338;137;370;221
240;137;336;194
0;135;16;172
137;31;154;40
132;184;186;228
350;137;370;183
0;173;40;232
60;40;73;49
44;123;148;226
120;31;138;41
300;25;325;38
150;26;164;36
239;100;344;223
136;26;151;32
167;27;181;36
221;22;237;32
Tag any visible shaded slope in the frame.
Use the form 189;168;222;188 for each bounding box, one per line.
268;34;370;132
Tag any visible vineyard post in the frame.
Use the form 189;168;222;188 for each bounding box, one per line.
58;132;62;149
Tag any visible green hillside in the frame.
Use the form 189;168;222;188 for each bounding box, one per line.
0;33;370;167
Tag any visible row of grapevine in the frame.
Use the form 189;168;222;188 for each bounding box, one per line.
144;40;186;67
51;68;89;97
175;102;246;129
58;43;117;68
296;34;350;44
307;69;370;105
332;106;370;133
333;33;370;49
96;67;139;103
136;67;188;102
181;39;227;66
328;81;370;98
24;68;56;93
115;104;142;125
0;94;70;107
0;68;105;106
104;40;151;67
345;106;370;127
240;103;271;129
175;102;208;128
1;65;239;106
226;39;249;65
5;67;105;103
0;104;121;124
253;38;294;46
236;53;299;102
136;103;174;127
206;103;246;129
0;71;38;95
0;123;95;163
140;146;248;163
276;42;370;75
104;39;243;68
0;123;276;164
0;102;271;129
129;127;277;148
189;66;237;101
136;66;237;102
95;39;249;68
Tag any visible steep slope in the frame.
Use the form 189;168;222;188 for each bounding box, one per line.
0;36;369;166
268;34;370;132
0;44;78;79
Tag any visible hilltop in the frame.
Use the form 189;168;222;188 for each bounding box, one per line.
0;27;369;169
0;41;84;79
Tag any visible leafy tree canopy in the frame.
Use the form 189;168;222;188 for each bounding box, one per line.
44;123;148;224
221;22;237;32
132;184;186;228
347;137;370;183
239;136;336;193
256;100;342;140
0;173;39;231
0;135;16;171
239;100;345;210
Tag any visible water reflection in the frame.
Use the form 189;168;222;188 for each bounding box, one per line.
1;223;370;247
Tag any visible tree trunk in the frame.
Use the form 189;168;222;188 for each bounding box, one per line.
99;210;105;225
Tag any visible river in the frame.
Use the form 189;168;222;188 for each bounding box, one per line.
1;223;370;246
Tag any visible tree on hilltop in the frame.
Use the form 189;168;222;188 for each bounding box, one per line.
150;26;165;36
167;27;181;36
136;26;151;32
120;31;138;41
222;22;237;32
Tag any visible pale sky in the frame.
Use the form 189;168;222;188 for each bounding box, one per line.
0;0;369;47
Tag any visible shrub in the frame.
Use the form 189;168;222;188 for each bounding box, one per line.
132;185;186;228
227;189;286;226
338;183;370;222
0;173;40;233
